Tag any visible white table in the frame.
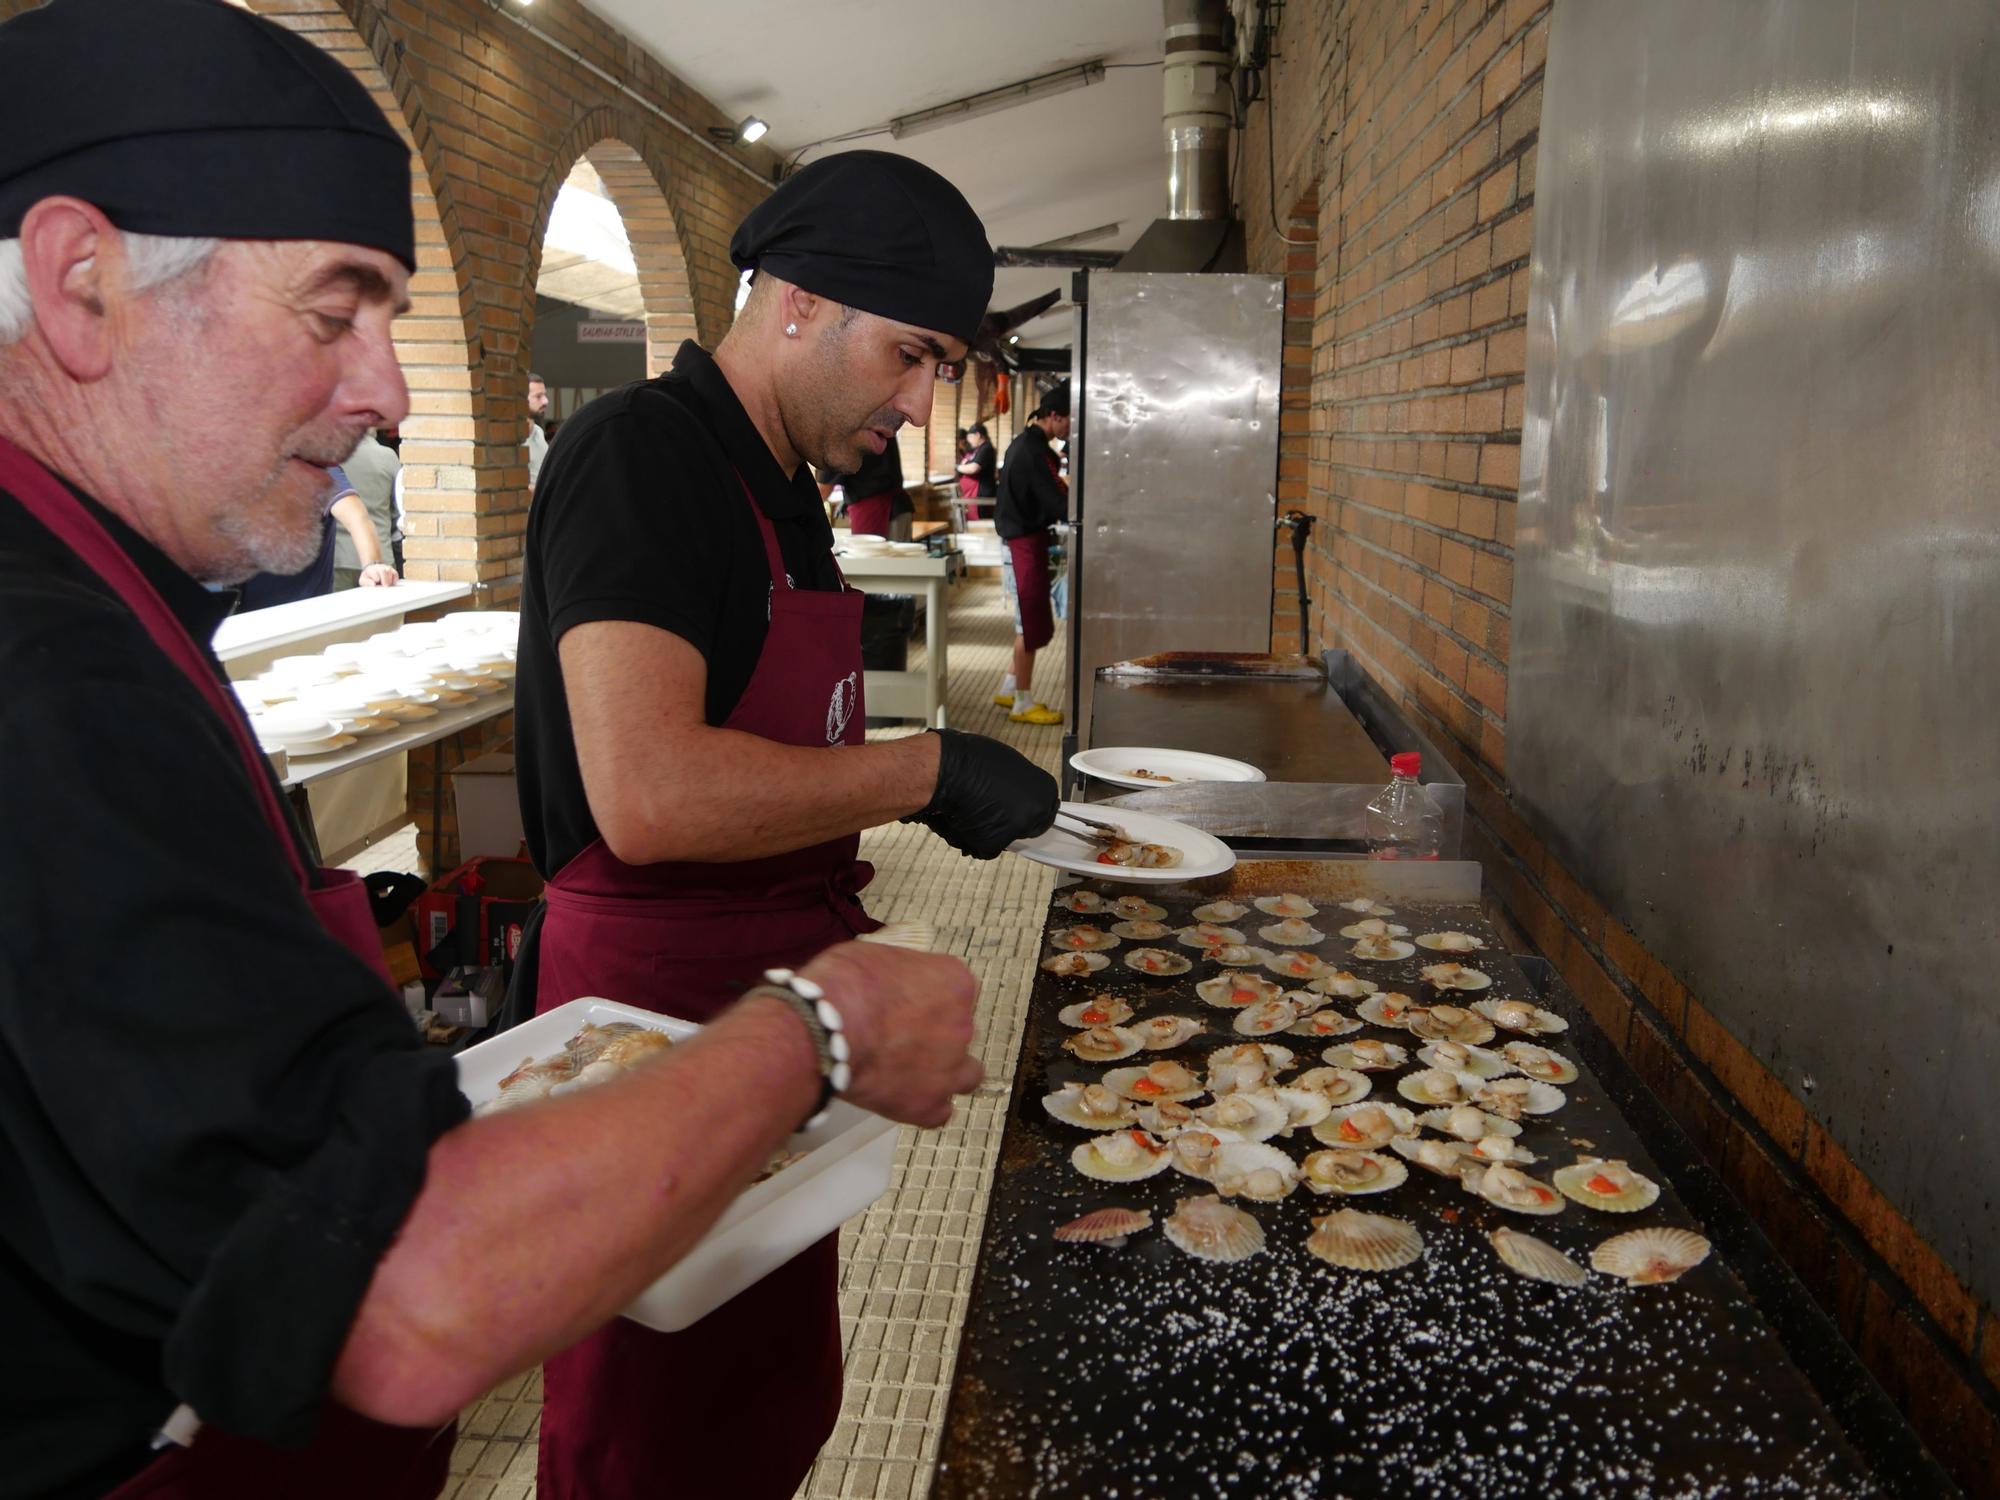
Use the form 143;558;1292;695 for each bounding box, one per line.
836;551;958;729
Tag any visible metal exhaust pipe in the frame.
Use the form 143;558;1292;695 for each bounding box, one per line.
1162;0;1232;220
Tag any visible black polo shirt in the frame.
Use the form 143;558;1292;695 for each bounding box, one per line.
996;423;1067;539
0;477;467;1498
516;341;844;876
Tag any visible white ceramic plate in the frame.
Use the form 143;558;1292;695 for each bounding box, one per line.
1007;801;1235;883
1069;746;1267;792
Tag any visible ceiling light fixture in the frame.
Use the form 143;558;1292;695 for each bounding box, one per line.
708;116;770;146
889;61;1106;140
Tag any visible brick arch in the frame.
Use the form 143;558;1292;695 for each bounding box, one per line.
526;109;707;380
243;1;482;587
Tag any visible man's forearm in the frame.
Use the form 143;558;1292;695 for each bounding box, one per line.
331;493;382;566
332;993;820;1424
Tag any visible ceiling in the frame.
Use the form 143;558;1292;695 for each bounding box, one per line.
572;0;1175;346
537;159;647;318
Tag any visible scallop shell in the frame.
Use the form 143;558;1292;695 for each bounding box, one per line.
1287;1008;1363;1038
1257;918;1326;947
1103;1060;1205;1102
1397;1068;1480;1107
1466;1134;1537;1166
1489;1226;1587;1286
1133;1014;1205;1050
1122;947;1193;977
1476;1076;1567;1117
1592;1227;1712;1284
1291;1066;1371;1106
1053;1206;1154;1245
565;1021;653;1068
1056;887;1108;914
1473;997;1569;1034
1136;1099;1201;1136
1466;1163;1566;1216
1058;995;1134;1028
1071;1130;1173;1181
1338;918;1410;940
1162;1194;1266;1262
1063;1024;1144;1063
1213;943;1277;967
1253;893;1319;919
1500;1042;1581;1085
1323;1038;1409;1072
1042;952;1110;977
1176;923;1247;951
1042;1082;1140;1131
1338;898;1396;917
1052;925;1121;952
1168;1128;1239;1179
1351;936;1417;962
855;919;936;951
1270;1085;1334;1130
594;1028;674;1069
1420;962;1495;992
1196;971;1284;1009
1262;949;1333;982
1306;1208;1424;1271
1192;900;1252;924
1210;1140;1302;1201
1194;1090;1291;1142
1416;930;1488;953
1418;1104;1522;1141
1301;1149;1409;1196
1232;996;1301;1036
1554;1158;1661;1213
1109;919;1175;942
1417;1040;1510;1078
1313;1101;1418;1150
1389;1134;1477;1179
1403;1006;1499;1046
1308;970;1381;999
1203;1042;1294;1097
1109;896;1168;922
1357;993;1418;1027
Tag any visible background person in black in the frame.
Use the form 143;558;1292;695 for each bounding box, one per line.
958;419;998;513
992;382;1071;723
815;419;912;538
0;6;990;1496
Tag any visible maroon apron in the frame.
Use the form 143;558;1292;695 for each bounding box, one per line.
0;436;450;1498
844;490;895;537
533;474;879;1500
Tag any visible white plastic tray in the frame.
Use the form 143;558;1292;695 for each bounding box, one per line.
455;997;898;1331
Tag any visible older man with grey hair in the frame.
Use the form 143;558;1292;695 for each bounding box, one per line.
0;3;987;1497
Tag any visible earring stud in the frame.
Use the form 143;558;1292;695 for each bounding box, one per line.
785;322;799;337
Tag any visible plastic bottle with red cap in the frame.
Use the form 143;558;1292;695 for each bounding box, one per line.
1365;750;1441;859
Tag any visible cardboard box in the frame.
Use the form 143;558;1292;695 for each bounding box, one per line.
451;751;526;860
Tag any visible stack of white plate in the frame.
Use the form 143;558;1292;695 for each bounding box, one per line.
250;709;355;758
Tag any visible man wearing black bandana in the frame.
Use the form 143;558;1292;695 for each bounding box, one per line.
512;149;1059;1498
0;5;1015;1497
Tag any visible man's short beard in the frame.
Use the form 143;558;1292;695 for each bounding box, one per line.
202;430;364;584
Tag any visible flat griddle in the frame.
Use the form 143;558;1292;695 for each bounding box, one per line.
929;862;1898;1499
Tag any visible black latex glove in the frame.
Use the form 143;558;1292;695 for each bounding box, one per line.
902;728;1059;859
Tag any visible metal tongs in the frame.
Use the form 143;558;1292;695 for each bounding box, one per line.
1053;809;1133;848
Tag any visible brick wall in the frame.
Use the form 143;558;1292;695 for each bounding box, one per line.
1244;0;1999;1488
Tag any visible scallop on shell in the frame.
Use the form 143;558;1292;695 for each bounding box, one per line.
1042;1081;1139;1130
1416;929;1488;953
1168;1128;1238;1179
1212;943;1276;967
1323;1038;1408;1072
1063;1024;1144;1063
1071;1129;1173;1182
1162;1194;1266;1262
1109;896;1168;922
1357;993;1419;1028
1053;1206;1153;1246
1052;925;1120;952
1417;1039;1509;1078
1397;1068;1479;1107
1501;1041;1580;1085
1466;1163;1566;1216
1210;1141;1301;1201
1123;947;1193;977
1176;923;1246;951
1263;948;1333;981
1338;917;1409;940
1056;887;1108;914
1270;1085;1334;1131
1338;898;1396;917
1103;1059;1205;1102
1419;1103;1522;1141
1313;1101;1418;1150
1489;1226;1587;1286
1306;1208;1424;1271
1205;1042;1294;1095
1476;1075;1567;1118
1132;1014;1205;1050
1301;1149;1409;1196
1554;1158;1661;1213
1192;900;1252;924
1042;952;1110;977
1390;1134;1477;1180
1309;970;1381;999
1291;1065;1371;1106
1110;919;1175;942
1592;1227;1711;1284
1233;995;1302;1036
1058;995;1134;1028
1420;962;1495;992
1194;1090;1291;1142
1474;997;1569;1034
1253;893;1319;919
1258;918;1326;947
1403;1005;1498;1046
1195;971;1283;1009
1136;1099;1201;1136
1351;935;1417;962
1288;1008;1363;1039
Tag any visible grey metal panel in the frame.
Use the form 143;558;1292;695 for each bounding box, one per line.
1073;272;1285;740
1514;0;2000;1306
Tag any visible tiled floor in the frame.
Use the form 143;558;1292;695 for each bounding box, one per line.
434;578;1063;1500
